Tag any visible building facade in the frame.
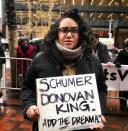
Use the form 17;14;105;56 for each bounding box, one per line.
4;0;128;48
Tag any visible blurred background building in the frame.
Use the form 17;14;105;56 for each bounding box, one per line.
1;0;128;49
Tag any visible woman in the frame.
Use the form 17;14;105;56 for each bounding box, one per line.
0;37;5;98
16;38;35;78
92;32;111;63
0;37;5;79
21;9;107;131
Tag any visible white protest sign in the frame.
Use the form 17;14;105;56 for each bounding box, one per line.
102;64;128;91
36;74;103;131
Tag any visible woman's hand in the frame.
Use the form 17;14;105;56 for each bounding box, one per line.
101;115;107;123
26;105;39;121
106;62;115;67
89;115;107;130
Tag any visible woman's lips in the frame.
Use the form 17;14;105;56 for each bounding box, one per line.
64;40;73;43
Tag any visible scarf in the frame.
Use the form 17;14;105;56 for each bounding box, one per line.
55;41;84;61
55;41;84;75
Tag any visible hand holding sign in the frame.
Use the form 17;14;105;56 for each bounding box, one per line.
106;62;115;67
26;105;39;121
89;115;107;130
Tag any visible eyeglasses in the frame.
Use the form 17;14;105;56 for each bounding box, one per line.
58;27;79;34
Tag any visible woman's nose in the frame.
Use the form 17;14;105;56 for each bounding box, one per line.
66;31;72;37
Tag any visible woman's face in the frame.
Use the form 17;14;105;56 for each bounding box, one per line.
92;38;99;49
58;18;79;49
21;40;28;47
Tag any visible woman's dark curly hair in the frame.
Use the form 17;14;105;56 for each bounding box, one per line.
42;8;94;52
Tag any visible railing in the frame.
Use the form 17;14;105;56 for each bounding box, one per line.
0;57;32;103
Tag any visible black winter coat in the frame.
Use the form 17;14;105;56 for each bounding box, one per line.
0;42;5;63
96;42;111;63
21;50;107;131
0;42;5;79
114;48;128;65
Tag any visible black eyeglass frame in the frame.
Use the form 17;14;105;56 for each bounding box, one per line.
58;27;79;34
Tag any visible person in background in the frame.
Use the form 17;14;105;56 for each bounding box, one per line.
92;32;112;63
29;39;42;58
16;38;35;78
21;8;107;131
0;36;5;98
114;38;128;111
0;37;5;79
